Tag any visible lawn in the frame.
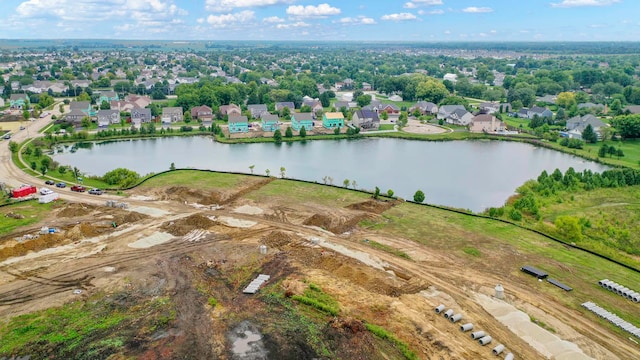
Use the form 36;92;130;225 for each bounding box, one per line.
378;124;395;131
138;169;247;189
0;201;56;235
246;179;371;208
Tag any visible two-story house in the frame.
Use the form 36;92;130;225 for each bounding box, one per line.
97;109;120;127
291;112;314;131
228;115;249;133
352;110;380;130
161;107;184;123
322;112;344;129
191;105;213;121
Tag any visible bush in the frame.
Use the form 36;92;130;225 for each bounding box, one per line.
509;208;522;221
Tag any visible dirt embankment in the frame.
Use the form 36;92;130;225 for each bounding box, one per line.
161;214;218;236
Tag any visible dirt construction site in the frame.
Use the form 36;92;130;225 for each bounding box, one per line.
1;174;639;359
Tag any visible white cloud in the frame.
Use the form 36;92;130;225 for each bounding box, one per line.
381;13;417;21
462;7;493;13
276;21;310;29
404;0;443;8
205;0;295;13
206;10;255;27
338;16;376;25
263;16;285;23
426;9;444;14
286;3;341;17
197;18;205;23
551;0;619;7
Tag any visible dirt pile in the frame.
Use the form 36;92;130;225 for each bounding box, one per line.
112;211;148;225
162;214;217;236
303;213;370;234
4;212;25;219
346;199;397;214
0;233;65;261
261;231;292;248
64;223;102;241
162;186;225;205
57;203;96;218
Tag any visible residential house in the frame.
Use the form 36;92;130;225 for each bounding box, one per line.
565;114;606;139
275;102;295;112
478;102;505;114
162;107;184;123
518;106;553;120
536;95;557;104
624;105;640;114
261;113;280;132
70;101;95;117
124;95;152;109
302;100;323;114
352;110;380;130
191;105;213;121
96;109;120;127
333;101;351;110
65;109;86;126
99;91;119;103
291;112;314;131
410;101;438;115
131;108;153;126
362;100;383;113
9;94;29;109
247;104;268;119
469;114;506;133
443;73;458;83
381;104;400;114
110;100;138;112
577;102;605;112
362;82;372;91
446;108;474;126
437;105;465;120
219;104;242;117
322;112;344;129
388;95;403;102
228;115;249;133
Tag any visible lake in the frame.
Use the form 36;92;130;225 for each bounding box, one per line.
53;137;610;212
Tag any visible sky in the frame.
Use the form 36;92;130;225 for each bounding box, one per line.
0;0;637;41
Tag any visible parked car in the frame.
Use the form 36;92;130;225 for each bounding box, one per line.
40;188;53;195
3;134;10;140
88;188;104;195
56;182;66;188
45;180;55;185
70;185;86;192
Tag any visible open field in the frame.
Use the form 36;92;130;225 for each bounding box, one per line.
0;171;639;359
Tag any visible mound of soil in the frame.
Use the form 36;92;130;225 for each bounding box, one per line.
303;213;370;234
4;212;25;219
346;199;396;214
112;211;148;225
64;223;104;241
262;231;292;248
57;203;96;218
163;186;225;205
162;214;217;236
0;233;66;261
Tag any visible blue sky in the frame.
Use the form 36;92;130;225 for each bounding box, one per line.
0;0;637;41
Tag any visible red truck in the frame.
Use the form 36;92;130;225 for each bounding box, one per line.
12;185;37;198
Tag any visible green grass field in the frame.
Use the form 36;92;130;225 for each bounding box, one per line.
0;201;56;235
246;179;371;207
138;169;247;189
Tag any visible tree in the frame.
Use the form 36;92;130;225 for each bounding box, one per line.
8;141;18;153
554;215;583;242
387;189;394;197
58;166;67;175
170;162;176;171
581;124;598;143
356;94;372;107
380;111;388;120
616;148;625;159
280;166;286;178
265;169;271;177
556;92;577;109
184;111;192;123
285;126;293;138
334;127;340;135
30;161;37;171
72;167;81;181
373;186;380;199
607;145;617;157
299;126;307;138
100;100;110;110
598;144;608;157
40;165;47;176
22;110;30;121
249;164;255;174
351;180;357;189
273;129;282;144
77;91;91;102
102;168;140;187
343;179;350;188
413;190;425;203
81;117;91;129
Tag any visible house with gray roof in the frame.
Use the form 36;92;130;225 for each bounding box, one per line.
352;110;380;130
162;107;183;123
97;110;120;127
247;104;268;119
410;101;438;115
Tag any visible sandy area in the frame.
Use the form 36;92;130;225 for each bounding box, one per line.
476;293;595;360
307;235;388;271
130;206;170;217
129;195;156;201
128;232;174;248
218;216;257;228
402;119;448;134
233;205;264;215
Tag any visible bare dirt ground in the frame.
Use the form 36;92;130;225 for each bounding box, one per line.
0;182;638;359
402;119;448;135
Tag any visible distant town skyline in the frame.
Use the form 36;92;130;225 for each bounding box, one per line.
0;0;637;42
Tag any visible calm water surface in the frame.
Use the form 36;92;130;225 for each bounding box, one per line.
53;137;609;212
